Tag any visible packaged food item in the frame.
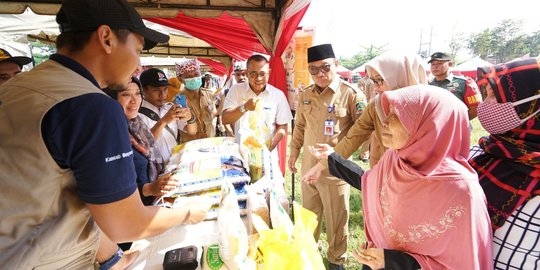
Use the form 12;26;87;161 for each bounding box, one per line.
241;135;264;182
155;137;250;221
202;244;227;270
217;180;249;270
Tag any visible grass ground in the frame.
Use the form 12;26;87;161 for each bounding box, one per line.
284;118;487;269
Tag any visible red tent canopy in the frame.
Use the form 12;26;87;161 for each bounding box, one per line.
198;58;227;77
148;1;311;174
147;12;269;61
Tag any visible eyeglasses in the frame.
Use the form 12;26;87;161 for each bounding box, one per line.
370;78;385;86
248;71;269;78
308;64;332;75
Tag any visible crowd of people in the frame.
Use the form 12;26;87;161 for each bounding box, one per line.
0;0;539;269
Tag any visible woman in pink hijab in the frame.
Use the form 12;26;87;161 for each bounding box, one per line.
306;85;493;269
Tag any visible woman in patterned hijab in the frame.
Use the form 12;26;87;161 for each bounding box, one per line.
103;77;174;205
470;57;540;268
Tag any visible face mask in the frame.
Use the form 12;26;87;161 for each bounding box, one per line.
184;76;202;90
477;93;540;134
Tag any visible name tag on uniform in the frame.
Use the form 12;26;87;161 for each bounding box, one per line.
324;119;334;136
303;100;311;105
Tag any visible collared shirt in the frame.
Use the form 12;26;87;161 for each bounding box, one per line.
430;73;482;108
290;79;366;175
222;82;293;138
181;87;217;142
139;100;186;161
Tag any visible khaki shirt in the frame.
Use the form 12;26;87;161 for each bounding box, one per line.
319;100;386;168
290;79;366;181
181;87;217;142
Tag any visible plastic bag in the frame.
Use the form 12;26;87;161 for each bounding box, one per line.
255;202;325;270
217;180;249;270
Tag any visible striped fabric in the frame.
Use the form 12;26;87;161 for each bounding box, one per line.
493;196;540;269
470;146;540;268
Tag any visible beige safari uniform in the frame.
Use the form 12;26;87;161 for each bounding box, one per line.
181;87;217;143
0;61;100;269
319;100;387;169
290;79;366;265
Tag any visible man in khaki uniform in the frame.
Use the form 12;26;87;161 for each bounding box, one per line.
288;44;367;270
175;59;217;142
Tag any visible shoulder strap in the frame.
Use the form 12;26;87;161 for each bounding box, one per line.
138;107;160;121
138;107;178;141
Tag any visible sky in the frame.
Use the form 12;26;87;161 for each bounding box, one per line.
299;0;540;59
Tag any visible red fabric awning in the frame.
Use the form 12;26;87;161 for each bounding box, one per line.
268;0;310;174
148;2;311;175
198;58;227;77
147;12;269;61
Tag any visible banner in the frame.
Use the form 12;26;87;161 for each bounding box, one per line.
282;27;314;112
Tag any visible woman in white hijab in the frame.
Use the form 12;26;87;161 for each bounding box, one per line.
303;53;427;181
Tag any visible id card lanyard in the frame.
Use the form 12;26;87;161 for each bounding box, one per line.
324;104;335;136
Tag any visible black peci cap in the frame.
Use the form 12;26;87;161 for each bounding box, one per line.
307;44;335;63
428;52;452;63
0;48;32;68
56;0;169;50
139;68;171;88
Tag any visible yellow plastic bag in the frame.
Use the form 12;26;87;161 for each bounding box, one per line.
255;202;325;270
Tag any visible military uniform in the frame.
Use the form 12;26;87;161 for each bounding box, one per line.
180;87;217;143
290;78;366;265
430;73;482;110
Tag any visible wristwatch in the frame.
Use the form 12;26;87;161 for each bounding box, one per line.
239;104;246;113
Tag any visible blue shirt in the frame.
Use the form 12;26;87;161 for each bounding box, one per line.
41;54;137;204
132;147;155;205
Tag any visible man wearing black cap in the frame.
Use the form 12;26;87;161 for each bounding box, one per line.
289;44;366;270
429;52;482;120
0;0;208;268
0;48;32;86
139;68;197;161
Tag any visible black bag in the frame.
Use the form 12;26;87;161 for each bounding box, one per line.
162;245;198;270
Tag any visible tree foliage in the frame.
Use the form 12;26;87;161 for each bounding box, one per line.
467;19;539;63
339;45;385;70
30;41;56;65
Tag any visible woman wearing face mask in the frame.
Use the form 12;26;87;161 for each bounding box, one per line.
175;59;218;143
302;53;427;182
470;57;540;269
305;86;493;269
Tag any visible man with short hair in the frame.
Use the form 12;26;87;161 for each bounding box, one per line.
175;59;218;142
429;52;482;120
289;44;367;270
0;0;208;268
215;62;248;137
0;48;32;86
139;67;197;161
222;55;292;154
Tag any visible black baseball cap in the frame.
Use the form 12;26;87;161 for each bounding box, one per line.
428;52;452;63
56;0;169;50
0;48;32;68
139;68;171;87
